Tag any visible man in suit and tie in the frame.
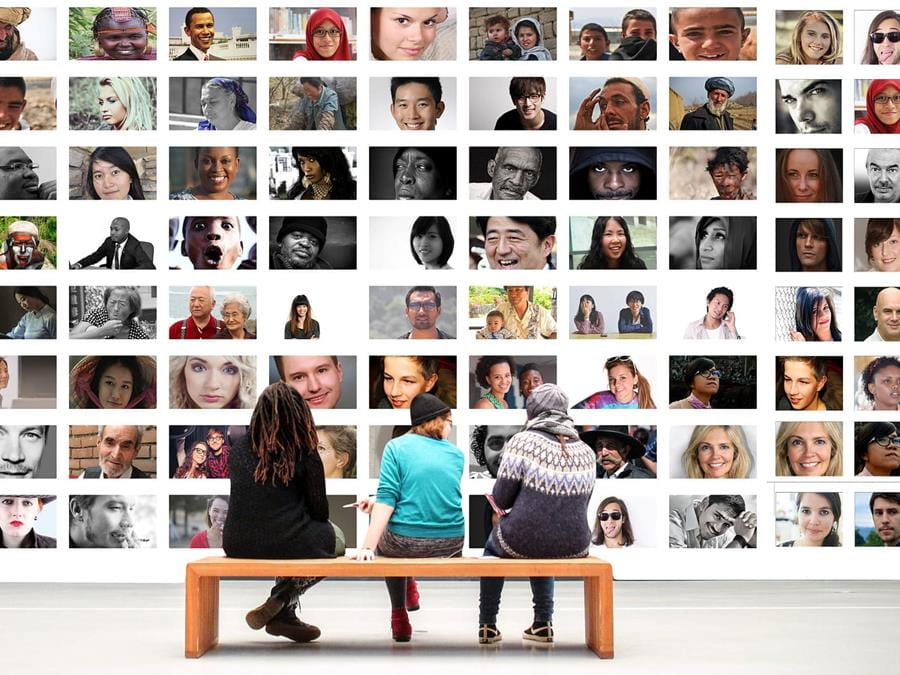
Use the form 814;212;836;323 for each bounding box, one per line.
175;7;223;61
70;217;155;269
78;425;152;479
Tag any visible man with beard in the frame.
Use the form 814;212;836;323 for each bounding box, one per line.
569;146;656;199
0;220;52;269
777;79;841;134
69;494;144;548
396;286;454;339
707;146;754;200
574;77;651;130
469;146;543;200
680;77;735;130
270;217;333;269
0;8;36;61
181;216;244;270
869;493;900;546
0;146;54;199
858;148;900;203
670;357;720;409
580;428;654;479
79;425;150;479
71;217;154;269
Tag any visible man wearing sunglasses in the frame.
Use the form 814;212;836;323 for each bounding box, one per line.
670;356;720;409
396;286;454;339
579;427;654;479
0;146;54;199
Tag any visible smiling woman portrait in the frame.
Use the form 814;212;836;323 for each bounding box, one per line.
170;147;247;200
776;11;842;65
83;147;147;200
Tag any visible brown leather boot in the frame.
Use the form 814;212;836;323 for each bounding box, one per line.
265;605;321;643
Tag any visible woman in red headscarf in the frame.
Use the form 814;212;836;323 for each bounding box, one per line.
293;8;352;60
856;79;900;134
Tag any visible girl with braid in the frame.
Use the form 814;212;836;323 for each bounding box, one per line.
224;382;345;643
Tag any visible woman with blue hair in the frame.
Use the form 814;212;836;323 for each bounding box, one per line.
198;78;256;130
790;287;841;342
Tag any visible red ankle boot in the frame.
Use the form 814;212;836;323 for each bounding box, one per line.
405;577;420;611
391;607;412;642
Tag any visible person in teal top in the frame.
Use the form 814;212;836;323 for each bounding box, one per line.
351;393;464;643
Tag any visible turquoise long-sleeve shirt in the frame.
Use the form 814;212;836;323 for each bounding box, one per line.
376;433;464;538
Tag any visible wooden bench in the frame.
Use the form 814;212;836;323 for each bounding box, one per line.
185;556;614;659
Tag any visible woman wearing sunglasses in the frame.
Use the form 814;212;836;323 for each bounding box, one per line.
590;497;634;549
861;11;900;64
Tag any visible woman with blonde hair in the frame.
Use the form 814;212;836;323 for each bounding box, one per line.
96;77;154;130
682;425;752;479
574;356;655;409
775;421;843;477
169;355;256;409
776;10;841;65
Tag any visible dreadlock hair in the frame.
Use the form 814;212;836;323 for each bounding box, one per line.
250;381;318;486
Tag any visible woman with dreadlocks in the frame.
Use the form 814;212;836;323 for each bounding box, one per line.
223;381;345;643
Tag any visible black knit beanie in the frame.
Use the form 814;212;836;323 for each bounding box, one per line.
409;393;450;426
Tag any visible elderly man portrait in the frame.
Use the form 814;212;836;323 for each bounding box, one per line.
0;220;52;269
492;285;557;339
168;285;222;339
270;216;334;269
580;428;654;479
0;8;36;60
575;77;651;130
71;217;154;270
0;146;54;199
866;287;900;342
78;425;150;479
0;424;48;478
469;146;544;200
857;149;900;203
680;77;735;130
476;216;556;270
396;286;454;339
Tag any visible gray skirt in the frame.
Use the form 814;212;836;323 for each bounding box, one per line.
377;528;464;559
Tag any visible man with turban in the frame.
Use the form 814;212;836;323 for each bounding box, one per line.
679;77;735;131
0;8;36;60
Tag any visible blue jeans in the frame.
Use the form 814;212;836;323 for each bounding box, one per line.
478;532;554;624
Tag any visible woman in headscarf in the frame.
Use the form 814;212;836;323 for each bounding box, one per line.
197;78;256;130
293;8;352;60
855;79;900;134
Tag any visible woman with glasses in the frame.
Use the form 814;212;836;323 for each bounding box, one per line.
292;8;352;60
860;11;900;65
574;356;655;409
855;79;900;134
670;357;721;409
494;77;557;130
855;422;900;476
590;497;634;548
617;290;653;334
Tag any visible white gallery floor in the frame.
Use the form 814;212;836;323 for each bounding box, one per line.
4;579;897;674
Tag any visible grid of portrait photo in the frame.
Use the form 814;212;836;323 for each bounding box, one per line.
2;3;899;577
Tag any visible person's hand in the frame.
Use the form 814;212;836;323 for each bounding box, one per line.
38;180;56;200
575;88;607;131
99;319;125;337
353;547;375;561
502;48;512;57
789;330;805;341
723;311;736;331
732;510;757;541
348;497;376;514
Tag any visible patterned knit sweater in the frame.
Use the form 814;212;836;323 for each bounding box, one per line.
490;428;595;558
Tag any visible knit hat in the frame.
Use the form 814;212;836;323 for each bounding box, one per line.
409;393;450;426
525;383;568;420
276;217;327;248
705;77;735;97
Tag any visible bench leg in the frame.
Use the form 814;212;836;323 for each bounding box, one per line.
185;569;219;658
584;574;614;659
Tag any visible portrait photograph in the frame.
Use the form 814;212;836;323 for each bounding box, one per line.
269;146;356;200
0;146;55;200
69;285;156;340
671;76;755;131
268;355;357;410
271;76;356;131
168;6;256;61
169;424;247;479
279;290;326;340
774;10;843;65
469;424;520;477
70;146;155;200
468;285;557;340
855;286;900;342
69;76;156;131
569;146;655;200
0;216;56;270
169;216;256;271
370;76;455;131
855;217;900;272
1;76;55;130
568;7;658;61
568;353;657;410
775;492;844;547
67;424;157;479
369;355;456;410
668;282;751;341
855;492;900;546
468;354;556;410
773;286;843;342
370;146;456;200
569;76;655;130
0;423;55;478
855;148;900;203
268;7;357;61
471;77;558;131
856;10;900;65
170;146;254;201
68;494;156;548
69;355;156;410
268;215;356;270
587;494;656;550
68;7;154;60
854;356;900;411
2;7;55;60
776;356;842;412
669;7;756;61
669;355;756;410
855;79;900;134
578;425;657;479
777;148;842;203
668;494;758;548
169;495;230;548
776;79;840;134
169;355;256;410
669;217;756;271
669;147;757;201
568;285;658;339
371;424;457;479
373;6;456;61
368;285;456;340
854;422;900;477
469;216;557;271
69;215;155;271
0;355;56;409
169;77;256;131
0;495;56;547
0;285;56;339
774;421;843;478
471;146;555;200
569;216;656;270
670;425;756;479
775;218;842;273
369;216;457;271
469;7;555;61
168;285;256;341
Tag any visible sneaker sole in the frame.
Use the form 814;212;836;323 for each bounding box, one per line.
246;597;285;630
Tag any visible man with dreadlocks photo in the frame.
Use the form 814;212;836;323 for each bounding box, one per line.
223;381;346;643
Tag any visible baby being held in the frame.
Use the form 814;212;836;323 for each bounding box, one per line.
479;15;522;60
476;310;516;339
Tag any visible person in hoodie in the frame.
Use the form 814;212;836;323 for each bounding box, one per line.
512;16;552;61
569;147;656;200
787;218;841;272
